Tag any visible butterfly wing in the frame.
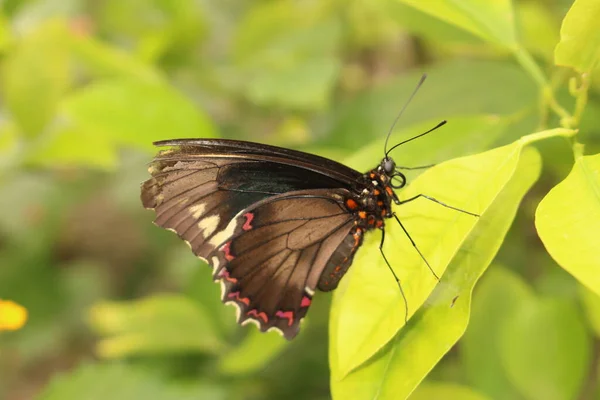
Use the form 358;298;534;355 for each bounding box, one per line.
141;139;365;338
210;189;357;338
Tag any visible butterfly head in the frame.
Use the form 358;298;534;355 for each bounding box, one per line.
379;157;406;192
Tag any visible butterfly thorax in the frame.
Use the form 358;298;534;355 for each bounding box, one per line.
344;161;400;231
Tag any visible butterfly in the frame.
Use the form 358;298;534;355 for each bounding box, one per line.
140;75;478;339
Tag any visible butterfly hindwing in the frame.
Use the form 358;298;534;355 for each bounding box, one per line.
208;189;355;338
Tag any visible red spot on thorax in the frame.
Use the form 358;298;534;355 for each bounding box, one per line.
247;309;268;323
346;199;358;210
276;310;294;326
301;296;311;308
334;266;341;272
228;291;250;305
221;242;235;261
385;186;393;196
242;212;254;231
376;220;383;228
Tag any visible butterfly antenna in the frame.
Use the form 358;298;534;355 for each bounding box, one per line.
385;120;447;157
383;73;428;158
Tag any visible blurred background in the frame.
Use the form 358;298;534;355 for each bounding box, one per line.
0;0;599;399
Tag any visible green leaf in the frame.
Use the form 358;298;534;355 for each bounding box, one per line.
0;13;11;52
330;130;574;380
462;266;532;400
1;20;69;137
554;0;600;72
0;120;20;172
218;329;288;375
499;298;590;400
327;59;538;150
70;34;163;82
330;142;542;400
516;1;559;60
26;125;118;169
36;363;227;400
578;284;600;337
61;79;217;151
394;0;517;48
536;152;600;296
97;0;206;62
409;382;492;400
229;1;341;110
89;294;225;358
385;1;484;46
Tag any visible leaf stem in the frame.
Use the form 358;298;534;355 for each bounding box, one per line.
512;45;547;87
570;73;590;128
511;46;574;130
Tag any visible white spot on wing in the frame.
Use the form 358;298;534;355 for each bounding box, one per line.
266;326;285;337
209;211;242;247
210;256;221;275
189;203;206;219
219;281;227;300
241;318;261;329
305;286;315;296
198;215;220;238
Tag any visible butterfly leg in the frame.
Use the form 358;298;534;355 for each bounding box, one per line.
392;213;440;280
398;194;479;217
379;227;409;323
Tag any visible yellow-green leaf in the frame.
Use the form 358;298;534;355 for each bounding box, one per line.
536;152;600;296
579;284;600;337
61;79;217;151
499;298;590;400
409;382;492;400
330;143;542;400
462;266;532;399
26;125;117;169
554;0;600;72
89;294;225;358
394;0;517;48
218;329;287;375
70;35;162;82
2;20;69;137
36;363;226;400
229;1;341;109
330;129;573;380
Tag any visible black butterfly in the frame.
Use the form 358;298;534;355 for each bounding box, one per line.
140;76;477;339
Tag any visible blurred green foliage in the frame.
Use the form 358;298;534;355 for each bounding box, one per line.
0;1;599;399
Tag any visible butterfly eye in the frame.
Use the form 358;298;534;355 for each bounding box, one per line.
390;172;406;189
382;157;396;174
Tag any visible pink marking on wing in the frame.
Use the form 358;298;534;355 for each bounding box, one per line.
242;212;254;231
221;242;235;261
219;269;237;283
276;310;294;327
247;309;268;323
227;291;250;306
301;296;312;308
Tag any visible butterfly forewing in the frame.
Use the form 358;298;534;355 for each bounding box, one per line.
141;140;369;339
